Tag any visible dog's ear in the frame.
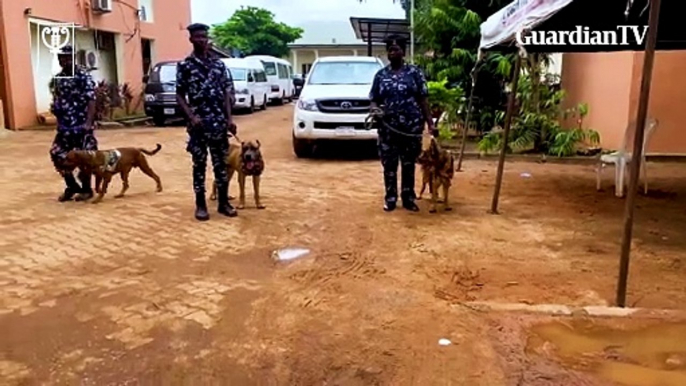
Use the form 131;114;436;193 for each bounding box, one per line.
255;140;261;148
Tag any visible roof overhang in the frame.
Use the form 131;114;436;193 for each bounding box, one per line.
479;0;686;53
350;17;410;43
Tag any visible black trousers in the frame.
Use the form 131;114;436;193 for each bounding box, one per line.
187;132;229;194
378;129;421;203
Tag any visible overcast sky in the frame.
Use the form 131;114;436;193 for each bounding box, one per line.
191;0;404;27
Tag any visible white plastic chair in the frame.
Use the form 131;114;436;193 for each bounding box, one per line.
596;118;658;197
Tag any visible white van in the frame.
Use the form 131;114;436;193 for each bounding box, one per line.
221;58;270;113
244;55;295;104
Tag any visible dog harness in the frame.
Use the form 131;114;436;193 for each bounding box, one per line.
86;150;121;172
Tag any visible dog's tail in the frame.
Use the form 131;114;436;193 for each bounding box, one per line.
139;143;162;156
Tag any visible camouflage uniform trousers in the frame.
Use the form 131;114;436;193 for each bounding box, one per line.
49;127;98;173
187;129;229;194
377;126;422;203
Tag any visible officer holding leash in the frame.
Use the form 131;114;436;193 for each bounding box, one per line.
369;35;436;212
176;23;237;221
49;45;98;202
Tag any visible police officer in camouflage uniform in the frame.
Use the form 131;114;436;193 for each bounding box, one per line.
369;35;435;212
49;45;98;202
176;23;237;221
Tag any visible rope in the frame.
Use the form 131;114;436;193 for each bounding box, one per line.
364;107;425;138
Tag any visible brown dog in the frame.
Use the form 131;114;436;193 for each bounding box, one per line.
64;144;163;203
210;137;265;209
417;137;454;212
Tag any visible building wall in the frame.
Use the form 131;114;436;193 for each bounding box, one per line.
290;46;387;74
627;50;686;155
562;51;686;155
561;52;636;151
0;0;191;129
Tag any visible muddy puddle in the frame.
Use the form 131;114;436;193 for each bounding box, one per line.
526;320;686;386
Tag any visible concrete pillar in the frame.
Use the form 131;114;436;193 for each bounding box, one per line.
353;49;358;56
291;50;298;73
314;49;319;59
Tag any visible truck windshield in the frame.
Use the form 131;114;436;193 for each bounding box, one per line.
307;62;381;85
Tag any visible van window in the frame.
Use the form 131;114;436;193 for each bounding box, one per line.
229;68;247;81
256;70;267;82
261;61;277;76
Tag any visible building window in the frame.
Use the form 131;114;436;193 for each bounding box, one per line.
139;0;153;22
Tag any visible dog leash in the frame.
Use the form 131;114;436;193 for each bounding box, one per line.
365;107;425;138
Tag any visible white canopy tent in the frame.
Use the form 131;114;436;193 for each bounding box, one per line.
466;0;678;307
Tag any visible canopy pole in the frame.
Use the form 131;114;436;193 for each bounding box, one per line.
456;50;484;172
490;45;525;214
367;22;372;56
410;0;415;64
616;0;662;308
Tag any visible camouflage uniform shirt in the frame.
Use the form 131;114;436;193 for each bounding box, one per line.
369;64;429;134
51;66;96;131
176;53;235;136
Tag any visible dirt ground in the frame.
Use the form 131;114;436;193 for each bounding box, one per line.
1;105;685;385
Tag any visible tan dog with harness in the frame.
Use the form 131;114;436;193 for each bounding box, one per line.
63;144;163;203
210;136;265;209
417;136;454;212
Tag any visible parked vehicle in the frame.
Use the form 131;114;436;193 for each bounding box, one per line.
143;60;237;126
143;60;182;126
291;56;384;158
244;55;295;104
221;58;270;113
292;73;304;98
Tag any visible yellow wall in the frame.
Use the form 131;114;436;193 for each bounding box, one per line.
290;47;387;74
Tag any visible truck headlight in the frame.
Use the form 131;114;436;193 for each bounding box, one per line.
144;94;155;102
238;88;249;94
297;99;317;111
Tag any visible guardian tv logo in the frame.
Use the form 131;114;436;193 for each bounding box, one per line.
516;26;649;46
35;22;76;78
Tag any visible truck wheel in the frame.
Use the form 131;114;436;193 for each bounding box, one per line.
293;135;313;158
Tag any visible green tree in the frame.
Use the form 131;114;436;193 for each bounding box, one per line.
211;6;303;58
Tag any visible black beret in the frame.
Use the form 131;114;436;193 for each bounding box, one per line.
187;23;210;33
57;45;74;55
384;34;407;50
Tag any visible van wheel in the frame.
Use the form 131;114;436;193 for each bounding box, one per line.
293;135;313;158
261;95;267;110
248;97;255;114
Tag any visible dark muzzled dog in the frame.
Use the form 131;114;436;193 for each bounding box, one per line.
417;137;454;212
63;144;163;203
210;138;265;209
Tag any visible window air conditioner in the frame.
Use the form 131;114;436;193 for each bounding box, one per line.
93;0;113;13
85;50;100;69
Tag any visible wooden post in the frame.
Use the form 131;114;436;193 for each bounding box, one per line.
616;0;662;307
490;53;522;214
456;63;480;172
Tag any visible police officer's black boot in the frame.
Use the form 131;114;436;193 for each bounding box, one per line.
58;172;82;202
217;185;238;217
195;192;210;221
75;171;94;201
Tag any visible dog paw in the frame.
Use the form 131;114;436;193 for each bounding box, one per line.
114;194;124;199
257;205;266;209
429;208;437;213
156;187;163;193
228;196;236;201
209;196;217;201
237;205;245;210
445;207;453;211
